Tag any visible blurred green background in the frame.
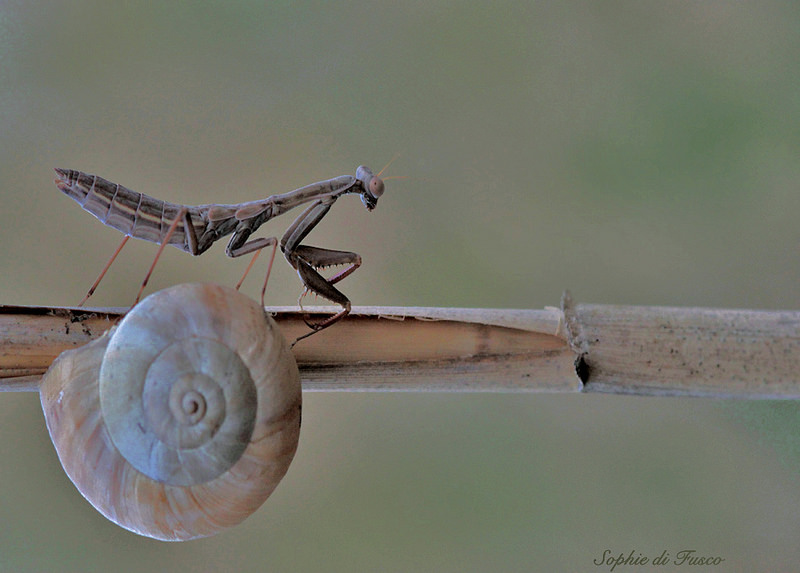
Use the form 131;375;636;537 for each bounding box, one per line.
2;2;800;571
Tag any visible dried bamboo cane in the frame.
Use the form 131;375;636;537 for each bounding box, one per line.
1;292;798;397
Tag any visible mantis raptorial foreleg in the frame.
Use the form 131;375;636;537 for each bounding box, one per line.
294;247;361;306
292;247;361;341
279;198;364;343
292;245;362;286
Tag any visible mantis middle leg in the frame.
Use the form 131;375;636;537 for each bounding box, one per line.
225;227;279;308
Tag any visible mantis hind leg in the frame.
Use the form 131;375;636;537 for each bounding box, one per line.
78;235;130;306
133;208;195;306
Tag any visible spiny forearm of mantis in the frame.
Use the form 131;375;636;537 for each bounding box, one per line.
2;293;800;398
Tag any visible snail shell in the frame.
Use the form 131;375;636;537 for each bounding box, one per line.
39;283;302;541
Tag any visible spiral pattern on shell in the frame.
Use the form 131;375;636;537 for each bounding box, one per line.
40;283;302;541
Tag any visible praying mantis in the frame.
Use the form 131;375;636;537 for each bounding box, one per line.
55;164;389;342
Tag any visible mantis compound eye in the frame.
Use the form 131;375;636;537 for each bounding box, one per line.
368;176;385;198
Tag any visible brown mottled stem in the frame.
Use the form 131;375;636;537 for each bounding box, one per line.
2;293;799;397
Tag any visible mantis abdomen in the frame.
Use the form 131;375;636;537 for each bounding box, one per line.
55;168;206;252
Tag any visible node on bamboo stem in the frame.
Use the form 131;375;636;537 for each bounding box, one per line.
39;283;302;541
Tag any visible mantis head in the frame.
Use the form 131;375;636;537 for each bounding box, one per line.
356;165;384;211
